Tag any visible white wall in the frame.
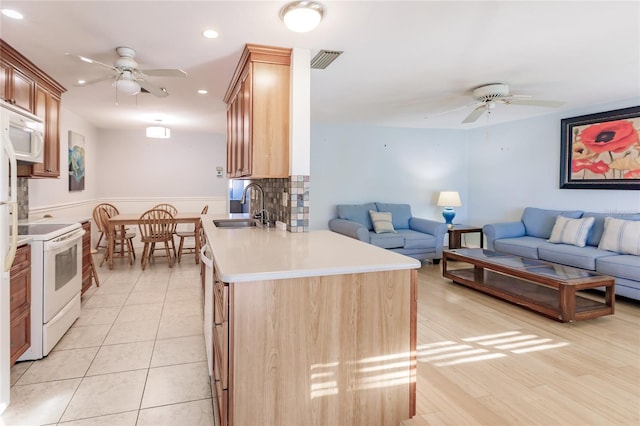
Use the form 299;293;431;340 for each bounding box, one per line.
97;128;227;199
467;98;640;229
310;99;640;244
310;124;468;230
29;106;99;218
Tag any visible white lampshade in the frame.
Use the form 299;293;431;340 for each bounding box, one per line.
281;1;324;33
146;126;171;139
437;191;462;207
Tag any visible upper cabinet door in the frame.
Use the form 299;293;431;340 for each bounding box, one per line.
10;67;35;113
0;57;35;113
224;44;291;179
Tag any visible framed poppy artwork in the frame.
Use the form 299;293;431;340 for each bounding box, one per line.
560;106;640;189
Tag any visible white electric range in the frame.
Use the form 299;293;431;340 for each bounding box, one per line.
16;222;85;360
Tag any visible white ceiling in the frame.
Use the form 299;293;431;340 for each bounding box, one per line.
1;1;638;135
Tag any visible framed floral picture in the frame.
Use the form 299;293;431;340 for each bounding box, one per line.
68;131;85;191
560;106;640;189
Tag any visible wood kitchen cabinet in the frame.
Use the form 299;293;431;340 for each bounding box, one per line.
81;220;93;295
0;39;66;178
0;57;35;113
28;88;61;178
10;244;31;366
224;44;291;178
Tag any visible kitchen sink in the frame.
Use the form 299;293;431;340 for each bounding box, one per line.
213;219;258;229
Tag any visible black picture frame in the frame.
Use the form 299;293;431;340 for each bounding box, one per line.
560;106;640;190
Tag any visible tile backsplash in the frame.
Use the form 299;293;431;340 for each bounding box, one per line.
16;177;29;220
243;175;309;232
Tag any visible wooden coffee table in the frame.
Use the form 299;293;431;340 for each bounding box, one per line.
442;248;615;322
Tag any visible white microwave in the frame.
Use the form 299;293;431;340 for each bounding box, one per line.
0;100;44;163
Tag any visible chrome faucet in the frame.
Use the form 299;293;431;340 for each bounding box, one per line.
240;183;268;226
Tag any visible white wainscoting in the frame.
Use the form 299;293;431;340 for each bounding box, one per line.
29;196;228;250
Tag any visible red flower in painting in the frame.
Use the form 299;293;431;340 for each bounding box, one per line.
579;120;638;153
624;169;640;178
572;159;610;174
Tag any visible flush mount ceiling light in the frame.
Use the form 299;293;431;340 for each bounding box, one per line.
280;1;324;33
146;126;171;139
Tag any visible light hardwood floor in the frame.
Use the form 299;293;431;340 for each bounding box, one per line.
414;261;640;425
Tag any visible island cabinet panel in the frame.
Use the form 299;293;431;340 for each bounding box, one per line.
224;44;291;179
212;269;417;426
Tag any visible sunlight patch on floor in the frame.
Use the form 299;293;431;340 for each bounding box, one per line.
418;330;570;367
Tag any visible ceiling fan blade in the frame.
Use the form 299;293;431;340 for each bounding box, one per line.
462;105;487;123
65;52;117;72
425;102;482;119
138;79;169;97
138;69;187;78
503;98;566;107
73;75;115;87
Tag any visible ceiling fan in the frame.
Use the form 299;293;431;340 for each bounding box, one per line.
429;83;566;124
66;46;187;98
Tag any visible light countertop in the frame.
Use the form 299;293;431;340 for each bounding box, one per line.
17;236;32;246
202;213;420;283
20;216;91;224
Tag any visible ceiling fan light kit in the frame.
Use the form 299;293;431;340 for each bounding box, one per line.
112;71;140;95
69;46;186;98
281;1;324;32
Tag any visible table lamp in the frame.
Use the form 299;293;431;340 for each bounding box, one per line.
437;191;462;228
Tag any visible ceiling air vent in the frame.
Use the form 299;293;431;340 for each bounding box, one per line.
310;50;343;69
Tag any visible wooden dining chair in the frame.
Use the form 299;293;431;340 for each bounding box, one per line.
97;207;135;267
92;203;137;260
138;208;176;270
153;203;178;216
93;203;118;250
177;205;208;263
153;203;178;256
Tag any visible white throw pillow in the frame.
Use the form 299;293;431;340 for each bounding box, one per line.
548;216;595;247
598;217;640;255
369;210;396;234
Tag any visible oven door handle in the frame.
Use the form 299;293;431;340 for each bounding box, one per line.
44;228;86;251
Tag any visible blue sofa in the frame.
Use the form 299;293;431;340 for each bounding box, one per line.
483;207;640;301
328;203;448;262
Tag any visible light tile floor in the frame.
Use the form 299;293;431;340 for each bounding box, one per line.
2;255;215;426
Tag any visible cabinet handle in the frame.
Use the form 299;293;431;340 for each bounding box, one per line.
10;296;14;303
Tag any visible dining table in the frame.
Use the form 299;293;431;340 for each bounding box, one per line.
104;212;203;270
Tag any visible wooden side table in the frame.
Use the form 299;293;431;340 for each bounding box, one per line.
447;225;483;249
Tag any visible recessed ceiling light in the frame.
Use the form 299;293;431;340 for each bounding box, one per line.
203;29;219;39
77;80;86;85
197;89;208;95
1;9;24;20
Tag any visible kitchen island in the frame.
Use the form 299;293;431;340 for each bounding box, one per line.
202;215;420;426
